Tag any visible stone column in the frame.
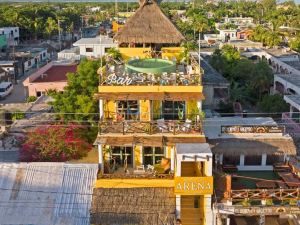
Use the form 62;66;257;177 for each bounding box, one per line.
262;154;267;166
99;99;104;119
240;154;245;167
171;146;175;171
98;144;104;172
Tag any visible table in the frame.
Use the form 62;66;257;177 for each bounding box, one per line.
256;180;277;189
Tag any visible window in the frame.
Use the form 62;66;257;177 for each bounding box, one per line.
43;52;46;57
111;146;133;166
162;101;185;120
143;147;165;165
27;61;31;67
86;47;93;52
117;100;139;120
223;155;240;165
244;155;262;165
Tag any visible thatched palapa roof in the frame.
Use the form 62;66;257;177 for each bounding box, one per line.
90;187;176;225
209;138;297;156
114;0;185;44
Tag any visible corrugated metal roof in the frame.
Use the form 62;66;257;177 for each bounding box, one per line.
0;162;98;225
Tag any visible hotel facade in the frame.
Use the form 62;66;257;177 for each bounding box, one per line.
91;0;214;224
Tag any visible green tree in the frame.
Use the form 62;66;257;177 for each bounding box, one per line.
45;17;58;38
258;94;289;113
50;59;101;122
249;60;273;100
289;36;300;52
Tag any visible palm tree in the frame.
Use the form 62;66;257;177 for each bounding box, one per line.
45;17;58;39
192;14;209;39
250;61;273;100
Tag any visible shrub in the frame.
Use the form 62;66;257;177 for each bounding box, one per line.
11;111;25;121
20;125;92;162
258;94;289;113
26;96;37;103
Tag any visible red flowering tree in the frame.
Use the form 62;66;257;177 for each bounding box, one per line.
20;125;92;162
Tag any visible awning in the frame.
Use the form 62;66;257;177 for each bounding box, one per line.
209;138;297;156
94;92;205;101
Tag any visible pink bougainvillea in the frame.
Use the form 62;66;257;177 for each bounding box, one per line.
20;125;92;162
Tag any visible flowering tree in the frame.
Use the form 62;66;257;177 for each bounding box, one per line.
20;125;92;162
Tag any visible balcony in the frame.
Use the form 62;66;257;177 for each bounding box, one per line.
99;120;202;135
96;115;205;146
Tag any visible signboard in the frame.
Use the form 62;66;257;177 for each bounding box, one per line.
174;177;213;195
221;125;284;134
216;204;300;215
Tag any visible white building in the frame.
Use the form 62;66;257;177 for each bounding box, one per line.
73;36;117;58
204;117;296;171
218;29;238;42
0;27;19;46
57;47;80;61
223;16;255;28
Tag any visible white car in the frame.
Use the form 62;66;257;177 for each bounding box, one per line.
0;82;13;99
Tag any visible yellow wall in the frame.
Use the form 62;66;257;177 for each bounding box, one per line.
104;100;116;119
95;179;174;188
140;100;150;121
134;145;142;166
99;85;203;93
112;21;124;33
119;47;151;61
187;100;199;115
161;47;184;62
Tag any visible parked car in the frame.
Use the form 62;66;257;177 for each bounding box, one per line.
0;82;13;99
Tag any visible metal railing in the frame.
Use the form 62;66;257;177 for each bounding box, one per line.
99;120;203;135
100;72;202;86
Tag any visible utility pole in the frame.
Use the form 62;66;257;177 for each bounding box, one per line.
81;16;84;39
198;32;201;72
58;19;61;51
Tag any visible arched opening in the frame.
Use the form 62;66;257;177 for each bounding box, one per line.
275;81;284;94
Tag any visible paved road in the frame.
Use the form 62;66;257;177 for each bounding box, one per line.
0;65;42;104
0;80;27;104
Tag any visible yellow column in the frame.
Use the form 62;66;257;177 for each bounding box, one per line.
134;145;142;167
140;100;150;121
104;100;116;119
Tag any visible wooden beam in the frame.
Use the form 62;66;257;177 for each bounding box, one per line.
95;135;206;146
94;92;204;101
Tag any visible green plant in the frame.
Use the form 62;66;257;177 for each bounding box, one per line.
26;96;37;103
265;199;273;206
12;111;25;121
241;199;250;206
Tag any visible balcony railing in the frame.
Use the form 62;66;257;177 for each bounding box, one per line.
99;120;203;135
100;72;201;86
98;172;174;179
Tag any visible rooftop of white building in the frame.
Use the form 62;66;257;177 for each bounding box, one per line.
73;36;115;46
204;117;284;139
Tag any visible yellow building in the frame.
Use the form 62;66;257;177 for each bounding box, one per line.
91;0;214;224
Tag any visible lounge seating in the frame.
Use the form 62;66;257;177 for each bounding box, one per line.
133;165;145;174
157;119;168;132
181;119;192;132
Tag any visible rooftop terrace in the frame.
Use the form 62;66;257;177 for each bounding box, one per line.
100;54;202;87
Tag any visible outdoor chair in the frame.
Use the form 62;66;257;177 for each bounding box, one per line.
146;165;155;172
181;119;192;132
133;165;146;174
157;119;168;132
